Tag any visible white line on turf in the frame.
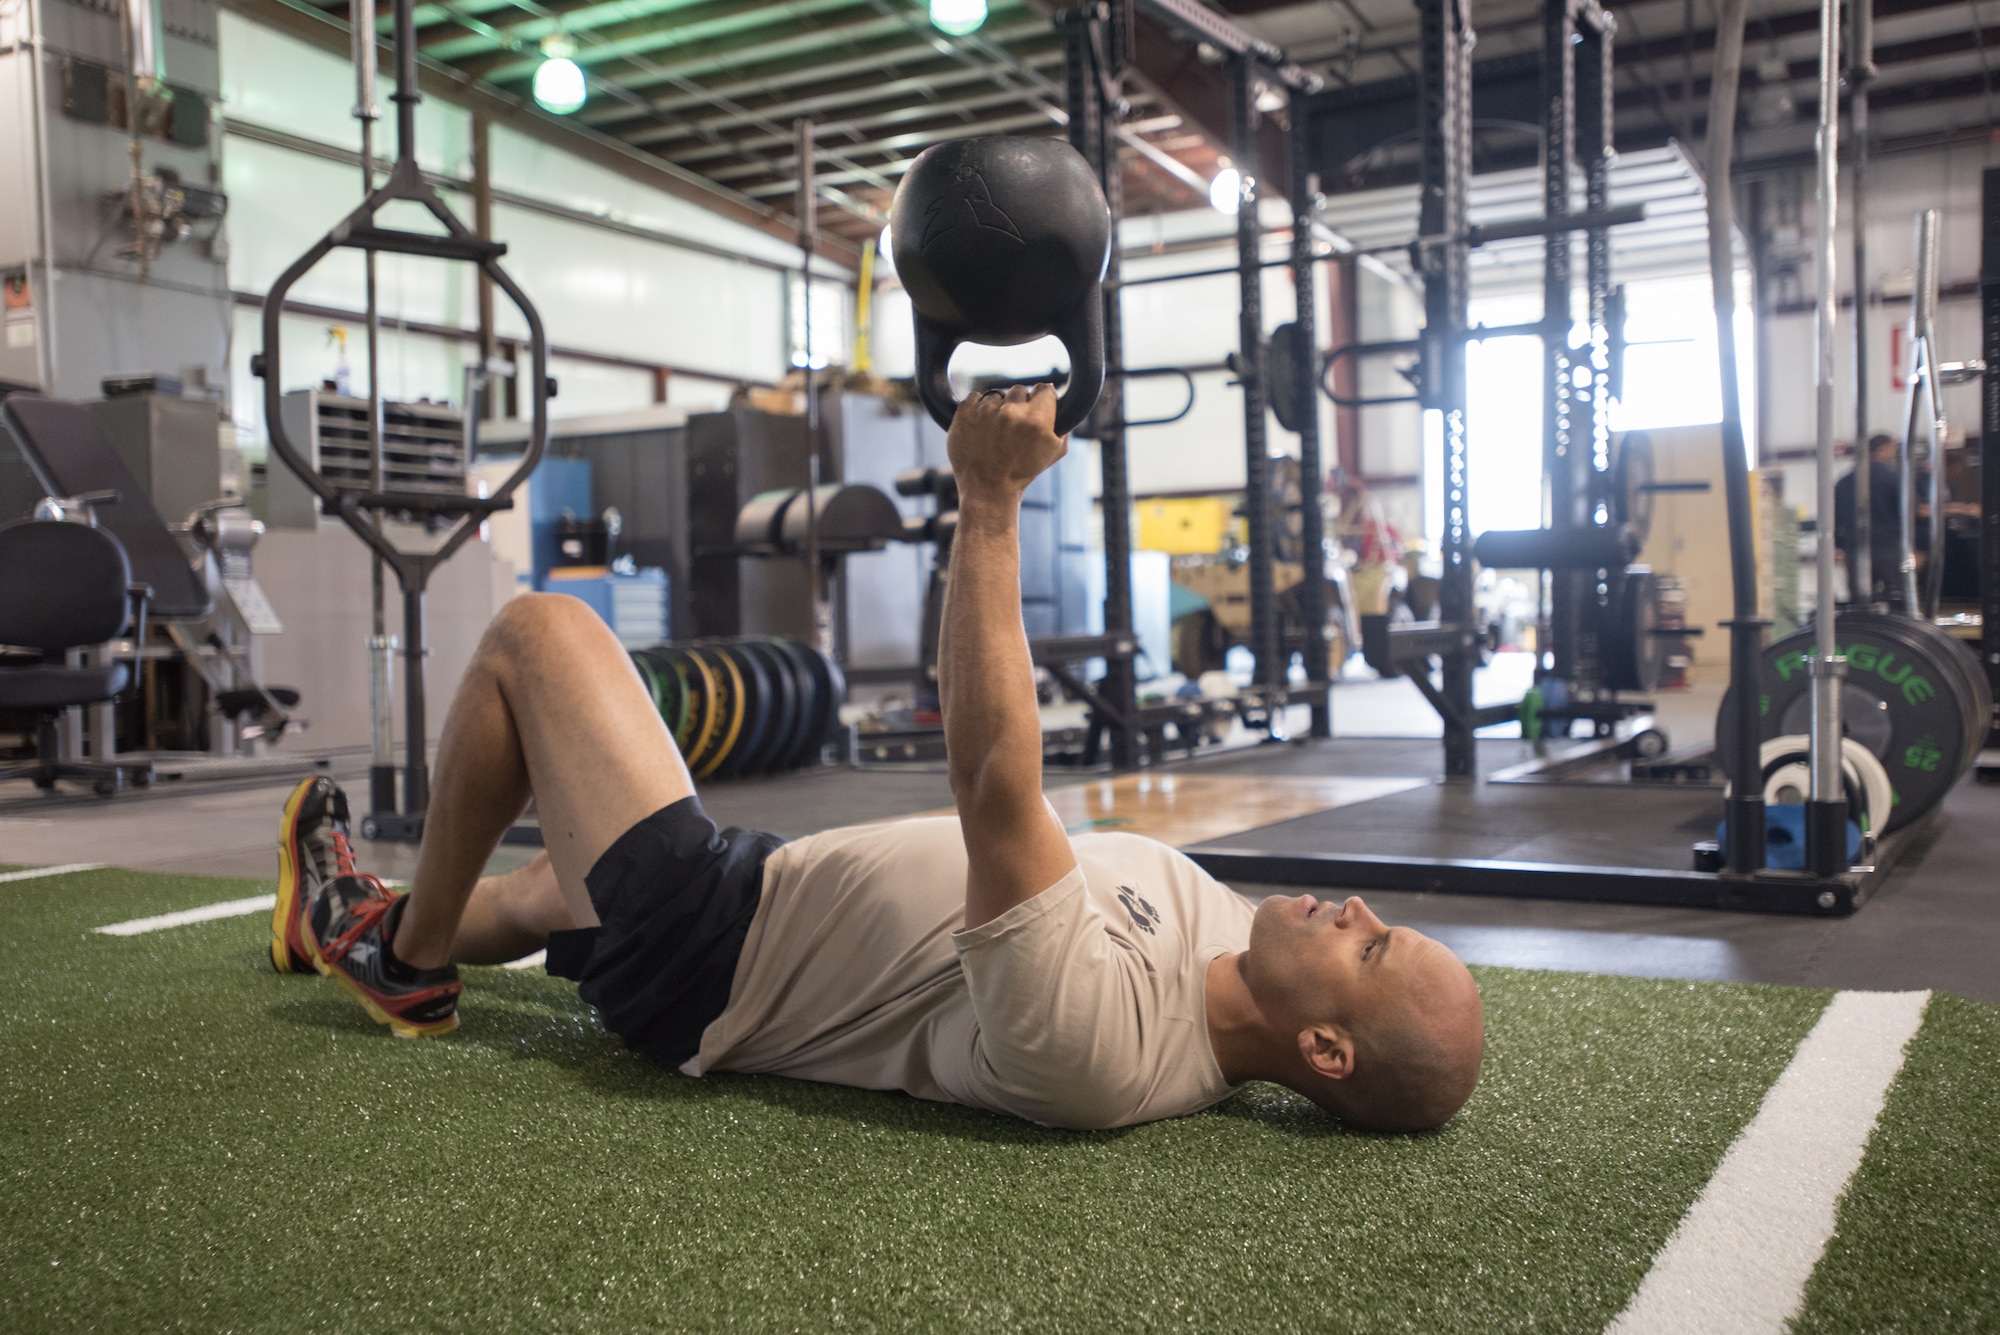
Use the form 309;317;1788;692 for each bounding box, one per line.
503;949;547;971
1605;988;1931;1335
0;862;107;884
95;895;277;936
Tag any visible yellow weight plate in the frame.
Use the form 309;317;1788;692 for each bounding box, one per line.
687;645;744;780
670;645;720;774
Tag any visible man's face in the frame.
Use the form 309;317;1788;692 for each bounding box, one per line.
1872;440;1900;464
1240;894;1460;1034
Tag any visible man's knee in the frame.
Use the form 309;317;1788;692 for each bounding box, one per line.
480;593;618;673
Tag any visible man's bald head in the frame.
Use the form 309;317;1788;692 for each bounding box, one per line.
1240;895;1485;1132
1313;944;1484;1132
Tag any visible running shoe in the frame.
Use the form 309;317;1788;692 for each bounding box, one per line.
271;776;368;973
309;883;461;1038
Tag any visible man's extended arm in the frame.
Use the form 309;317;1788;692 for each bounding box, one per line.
939;384;1079;931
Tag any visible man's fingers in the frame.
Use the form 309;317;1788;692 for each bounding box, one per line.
1025;382;1059;429
1002;383;1031;404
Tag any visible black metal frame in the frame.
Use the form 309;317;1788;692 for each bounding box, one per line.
252;0;549;839
1371;0;1649;779
1188;807;1932;917
1982;166;2000;774
1189;0;1900;914
1414;0;1476;779
1061;3;1142;772
1061;1;1333;762
1290;92;1332;739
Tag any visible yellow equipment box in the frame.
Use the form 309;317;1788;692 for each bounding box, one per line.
1137;496;1235;555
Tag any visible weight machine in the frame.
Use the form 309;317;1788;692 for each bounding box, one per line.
252;0;549;842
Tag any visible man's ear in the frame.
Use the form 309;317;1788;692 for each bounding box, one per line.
1297;1025;1355;1081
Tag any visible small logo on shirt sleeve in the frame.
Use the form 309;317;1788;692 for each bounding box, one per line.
1115;886;1162;935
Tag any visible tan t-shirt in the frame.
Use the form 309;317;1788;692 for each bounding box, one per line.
682;816;1255;1129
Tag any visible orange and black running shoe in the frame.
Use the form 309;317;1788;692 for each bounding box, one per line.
309;885;461;1038
272;776;369;973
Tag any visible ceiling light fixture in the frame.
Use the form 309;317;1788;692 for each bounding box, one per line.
929;0;987;37
1209;166;1242;215
534;35;586;116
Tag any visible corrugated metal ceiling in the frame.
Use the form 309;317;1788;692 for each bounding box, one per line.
258;0;2000;255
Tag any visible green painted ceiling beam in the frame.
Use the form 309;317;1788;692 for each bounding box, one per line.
577;17;1048;126
426;0;848;65
479;0;1026;86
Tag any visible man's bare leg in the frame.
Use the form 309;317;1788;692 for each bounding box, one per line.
450;852;566;966
390;593;695;970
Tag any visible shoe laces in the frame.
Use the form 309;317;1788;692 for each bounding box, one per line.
330;829;358;879
321;881;399;965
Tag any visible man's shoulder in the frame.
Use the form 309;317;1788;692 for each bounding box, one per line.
1070;831;1242;904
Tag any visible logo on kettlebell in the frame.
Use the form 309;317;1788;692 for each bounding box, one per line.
920;166;1026;250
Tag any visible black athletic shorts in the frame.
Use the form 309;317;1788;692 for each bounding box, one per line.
542;796;784;1067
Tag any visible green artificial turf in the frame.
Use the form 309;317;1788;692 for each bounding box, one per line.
0;868;1865;1333
1791;992;2000;1334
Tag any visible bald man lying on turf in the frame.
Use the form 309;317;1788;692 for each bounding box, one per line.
269;384;1485;1133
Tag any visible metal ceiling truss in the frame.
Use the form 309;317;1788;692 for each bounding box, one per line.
264;0;1998;252
266;0;1344;247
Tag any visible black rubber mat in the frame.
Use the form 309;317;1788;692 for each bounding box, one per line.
1190;775;1722;871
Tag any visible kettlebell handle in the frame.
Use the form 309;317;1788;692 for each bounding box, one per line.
913;299;1105;439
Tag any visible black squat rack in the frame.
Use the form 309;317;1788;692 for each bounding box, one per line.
251;0;549;842
1186;0;1946;915
1062;0;1334;762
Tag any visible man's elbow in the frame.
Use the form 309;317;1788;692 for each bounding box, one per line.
948;756;1000;817
948;757;1042;828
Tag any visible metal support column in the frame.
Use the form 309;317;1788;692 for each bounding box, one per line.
1982;168;2000;754
1578;8;1616;682
1850;0;1876;607
1063;2;1140;769
1705;0;1767;873
1807;0;1849;875
1541;0;1581;686
1234;56;1281;699
1328;258;1362;478
1290;115;1331;737
1418;0;1476;779
1901;212;1940;615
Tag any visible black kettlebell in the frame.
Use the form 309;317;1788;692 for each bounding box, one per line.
890;137;1109;437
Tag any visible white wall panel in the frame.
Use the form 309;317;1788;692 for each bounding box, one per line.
218;10;471;175
870;285;916;378
547;356;653;420
487;126;826;276
666;376;735;413
487;202;785;378
219;8;823;451
225;137;478;328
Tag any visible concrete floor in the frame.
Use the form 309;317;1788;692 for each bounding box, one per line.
3;665;1994;1005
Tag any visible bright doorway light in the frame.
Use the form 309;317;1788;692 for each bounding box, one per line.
534;37;586;115
929;0;987;36
1209;166;1241;215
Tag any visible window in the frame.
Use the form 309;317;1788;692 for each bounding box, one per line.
787;273;849;370
1611;273;1758;462
1427;273;1758;542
